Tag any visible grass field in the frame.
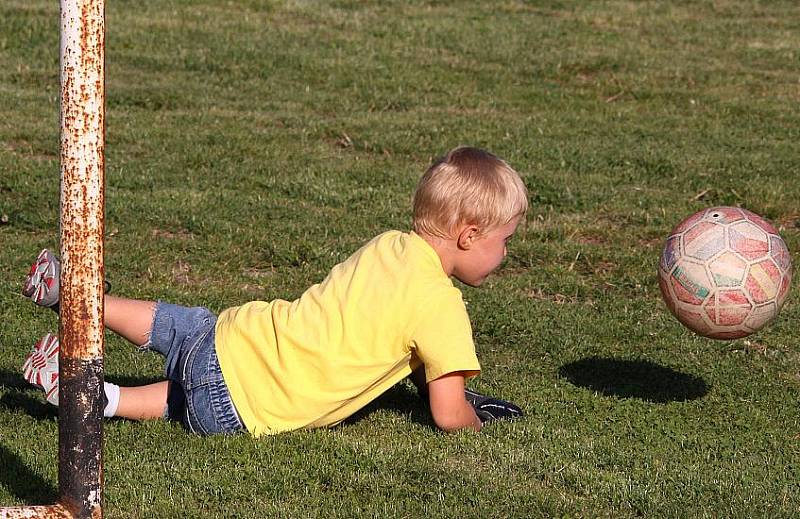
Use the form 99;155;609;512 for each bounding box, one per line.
2;0;799;517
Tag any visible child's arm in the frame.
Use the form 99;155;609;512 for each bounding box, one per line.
410;366;524;430
427;372;481;432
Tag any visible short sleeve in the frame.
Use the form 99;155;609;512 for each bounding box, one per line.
411;288;481;382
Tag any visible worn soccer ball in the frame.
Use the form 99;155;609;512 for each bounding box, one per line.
658;206;792;339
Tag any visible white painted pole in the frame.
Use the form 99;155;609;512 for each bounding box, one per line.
57;0;106;517
1;1;105;517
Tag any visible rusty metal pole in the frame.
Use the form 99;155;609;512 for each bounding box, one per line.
57;0;106;516
0;507;73;519
0;1;105;518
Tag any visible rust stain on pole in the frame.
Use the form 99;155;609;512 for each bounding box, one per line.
0;1;105;517
58;0;105;517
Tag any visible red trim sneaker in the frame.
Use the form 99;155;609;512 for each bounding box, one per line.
22;249;110;311
22;249;60;308
22;333;60;405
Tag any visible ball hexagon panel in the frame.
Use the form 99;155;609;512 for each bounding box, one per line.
729;221;769;261
660;235;681;273
714;290;753;327
669;259;712;305
745;302;778;331
745;259;782;304
684;222;725;261
675;305;713;335
770;235;792;273
743;210;779;235
709;252;747;287
703;289;752;327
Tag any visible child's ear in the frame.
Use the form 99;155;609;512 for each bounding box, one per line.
456;225;480;250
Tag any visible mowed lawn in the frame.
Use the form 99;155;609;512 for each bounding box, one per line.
1;1;799;517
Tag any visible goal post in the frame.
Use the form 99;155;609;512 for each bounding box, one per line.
57;0;106;514
0;0;106;517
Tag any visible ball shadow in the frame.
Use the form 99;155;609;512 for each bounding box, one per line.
558;357;710;403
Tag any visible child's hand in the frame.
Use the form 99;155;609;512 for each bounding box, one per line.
464;388;524;425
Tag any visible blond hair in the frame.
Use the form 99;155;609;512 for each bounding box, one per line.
412;147;528;238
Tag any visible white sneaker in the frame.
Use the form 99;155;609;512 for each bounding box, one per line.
22;249;60;308
22;333;60;405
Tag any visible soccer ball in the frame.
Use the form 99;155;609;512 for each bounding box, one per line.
658;206;792;339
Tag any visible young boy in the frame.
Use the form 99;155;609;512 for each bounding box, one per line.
21;146;527;436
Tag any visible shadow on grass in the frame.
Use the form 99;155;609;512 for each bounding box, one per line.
0;375;58;504
344;382;435;429
0;391;56;420
0;445;58;505
0;370;32;391
0;370;57;419
559;357;710;403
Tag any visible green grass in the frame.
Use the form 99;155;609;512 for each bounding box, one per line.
2;0;800;517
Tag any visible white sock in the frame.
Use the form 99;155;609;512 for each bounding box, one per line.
104;382;120;417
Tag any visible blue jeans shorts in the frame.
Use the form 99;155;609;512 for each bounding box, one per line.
146;302;246;436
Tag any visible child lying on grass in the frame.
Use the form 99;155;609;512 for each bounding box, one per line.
22;146;525;436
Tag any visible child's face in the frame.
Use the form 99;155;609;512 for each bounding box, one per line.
453;216;521;287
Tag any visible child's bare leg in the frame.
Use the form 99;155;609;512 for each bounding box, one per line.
116;381;169;420
23;334;168;421
102;297;169;419
103;295;157;347
24;252;173;421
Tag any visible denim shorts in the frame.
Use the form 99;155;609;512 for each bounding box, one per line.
147;302;245;436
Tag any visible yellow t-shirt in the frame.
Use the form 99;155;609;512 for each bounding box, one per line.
215;230;481;436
